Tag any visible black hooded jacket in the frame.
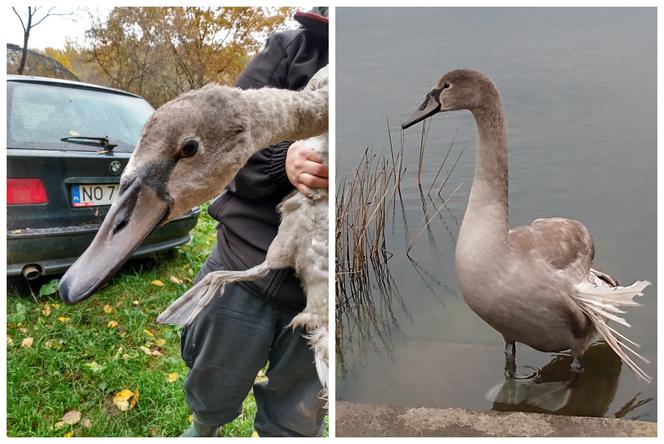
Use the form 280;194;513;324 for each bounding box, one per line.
207;25;328;313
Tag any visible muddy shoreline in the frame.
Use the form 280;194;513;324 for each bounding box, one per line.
336;401;657;437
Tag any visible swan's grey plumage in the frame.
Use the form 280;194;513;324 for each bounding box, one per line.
157;69;330;391
60;65;329;390
59;65;329;383
402;68;650;382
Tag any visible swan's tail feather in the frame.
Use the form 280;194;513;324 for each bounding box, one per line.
288;309;329;397
303;322;329;399
156;263;271;326
574;275;651;383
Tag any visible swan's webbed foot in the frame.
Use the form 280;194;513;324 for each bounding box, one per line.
504;341;516;378
288;312;321;332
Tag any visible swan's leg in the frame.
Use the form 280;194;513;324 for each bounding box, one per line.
288;277;328;390
568;368;582;389
504;341;516;378
570;356;584;374
504;341;516;361
289;276;327;330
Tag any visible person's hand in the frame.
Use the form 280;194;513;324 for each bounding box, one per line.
285;140;328;196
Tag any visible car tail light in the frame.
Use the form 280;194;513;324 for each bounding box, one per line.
7;178;48;205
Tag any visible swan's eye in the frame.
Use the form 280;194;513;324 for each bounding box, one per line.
180;140;198;158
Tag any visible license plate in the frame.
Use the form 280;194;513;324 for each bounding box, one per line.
71;184;118;207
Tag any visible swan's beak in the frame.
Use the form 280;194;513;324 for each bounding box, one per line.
58;178;172;304
402;92;442;129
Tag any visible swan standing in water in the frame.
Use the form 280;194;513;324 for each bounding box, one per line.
402;69;651;383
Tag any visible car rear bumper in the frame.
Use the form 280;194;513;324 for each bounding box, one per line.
7;208;201;276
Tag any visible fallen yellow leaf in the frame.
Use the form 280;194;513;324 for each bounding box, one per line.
58;317;71;323
140;345;152;355
52;303;60;309
143;329;154;337
42;304;51;317
130;389;139;408
113;389;134;411
64;431;74;437
61;410;81;425
7;336;13;346
115;389;133;401
151;280;165;287
103;304;113;313
107;320;118;328
252;431;259;438
167;372;179;383
255;369;267;383
169;275;183;285
21;337;34;348
155;338;166;346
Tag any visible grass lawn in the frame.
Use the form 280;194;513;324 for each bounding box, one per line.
7;205;303;437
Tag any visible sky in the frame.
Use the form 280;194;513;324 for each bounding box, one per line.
7;6;302;51
7;6;113;50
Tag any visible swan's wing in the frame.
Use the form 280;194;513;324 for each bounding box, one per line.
509;217;594;282
305;65;328;91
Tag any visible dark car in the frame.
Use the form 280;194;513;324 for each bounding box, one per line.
7;75;200;280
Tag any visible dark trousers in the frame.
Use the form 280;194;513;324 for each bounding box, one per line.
180;248;326;436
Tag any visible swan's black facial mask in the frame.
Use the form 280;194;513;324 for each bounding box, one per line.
402;87;443;129
59;159;176;305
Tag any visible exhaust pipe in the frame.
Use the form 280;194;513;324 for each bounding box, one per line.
22;265;42;281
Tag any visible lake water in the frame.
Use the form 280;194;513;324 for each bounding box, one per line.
335;8;657;422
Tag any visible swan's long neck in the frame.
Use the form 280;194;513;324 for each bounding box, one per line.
244;87;329;150
459;97;509;251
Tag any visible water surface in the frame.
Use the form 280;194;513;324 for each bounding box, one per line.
336;7;656;421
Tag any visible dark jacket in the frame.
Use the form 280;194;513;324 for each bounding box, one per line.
207;27;328;312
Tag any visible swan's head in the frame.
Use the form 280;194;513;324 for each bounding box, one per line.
122;85;251;221
59;85;253;304
402;69;499;129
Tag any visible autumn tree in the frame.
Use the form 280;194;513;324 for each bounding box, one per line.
43;40;105;84
86;7;293;107
43;46;76;74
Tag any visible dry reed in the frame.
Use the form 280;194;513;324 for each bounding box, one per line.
335;119;464;372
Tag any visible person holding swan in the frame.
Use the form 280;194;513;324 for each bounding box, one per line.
176;8;329;437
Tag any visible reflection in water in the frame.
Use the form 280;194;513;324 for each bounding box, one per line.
489;343;652;419
336;134;463;375
336;248;406;375
336;147;410;375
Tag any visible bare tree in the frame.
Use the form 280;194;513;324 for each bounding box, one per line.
12;6;72;74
